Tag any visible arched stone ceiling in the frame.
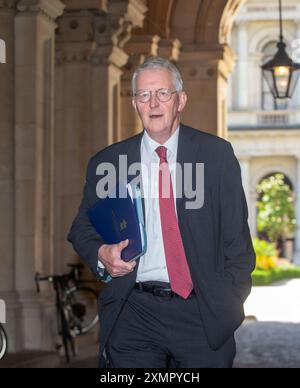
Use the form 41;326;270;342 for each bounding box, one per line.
144;0;246;45
61;0;246;46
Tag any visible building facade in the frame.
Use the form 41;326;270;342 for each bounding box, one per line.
0;0;299;353
228;0;300;262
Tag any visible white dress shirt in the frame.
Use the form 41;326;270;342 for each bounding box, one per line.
137;128;179;283
98;127;180;283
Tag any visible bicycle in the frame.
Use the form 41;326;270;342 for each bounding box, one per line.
35;264;99;363
0;323;8;360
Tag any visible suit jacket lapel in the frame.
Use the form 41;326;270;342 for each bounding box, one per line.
125;130;146;222
125;131;143;169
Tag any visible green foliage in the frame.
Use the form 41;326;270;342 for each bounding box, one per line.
256;174;296;242
252;238;278;258
252;266;300;286
252;238;279;270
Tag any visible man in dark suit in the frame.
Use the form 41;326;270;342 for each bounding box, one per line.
68;57;256;368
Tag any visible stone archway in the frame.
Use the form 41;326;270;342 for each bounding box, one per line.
0;0;249;353
248;161;297;238
144;0;246;44
252;165;297;192
255;171;296;260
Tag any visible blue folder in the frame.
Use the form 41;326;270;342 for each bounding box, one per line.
87;182;147;262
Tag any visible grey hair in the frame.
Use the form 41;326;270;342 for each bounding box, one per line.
132;57;183;95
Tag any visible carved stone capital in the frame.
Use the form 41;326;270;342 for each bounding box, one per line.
56;10;96;64
63;0;108;12
0;0;17;9
17;0;65;22
56;41;96;65
125;34;160;58
56;0;147;68
158;38;182;62
94;0;147;49
91;44;128;68
125;0;147;29
180;43;236;80
121;34;160;94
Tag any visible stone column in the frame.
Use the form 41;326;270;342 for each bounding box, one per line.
14;0;64;350
178;44;236;139
295;156;300;258
91;46;129;147
249;52;263;110
249;190;258;239
239;157;251;206
227;74;233;111
293;20;300;109
236;21;248;110
55;8;101;271
239;157;254;236
56;0;147;268
0;0;22;352
91;0;148;146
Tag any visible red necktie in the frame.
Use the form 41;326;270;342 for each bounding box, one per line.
156;146;193;299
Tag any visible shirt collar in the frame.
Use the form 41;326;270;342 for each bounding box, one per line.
142;127;180;160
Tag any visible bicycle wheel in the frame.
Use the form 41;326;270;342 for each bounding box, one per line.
66;287;99;336
0;324;8;360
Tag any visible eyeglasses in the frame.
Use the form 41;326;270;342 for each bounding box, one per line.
134;88;178;103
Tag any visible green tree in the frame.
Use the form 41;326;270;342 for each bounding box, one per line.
256;173;296;243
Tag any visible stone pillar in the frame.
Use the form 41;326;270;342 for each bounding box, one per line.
14;0;64;350
227;74;233;111
249;189;258;239
56;0;147;268
295;156;300;256
0;0;15;292
239;157;254;236
0;0;22;352
121;34;160;137
91;46;129;147
91;0;148;146
55;7;103;270
293;20;300;109
178;44;236;139
236;21;248;110
239;157;251;206
249;52;263;110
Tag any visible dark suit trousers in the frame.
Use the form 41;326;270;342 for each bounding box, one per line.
106;286;236;368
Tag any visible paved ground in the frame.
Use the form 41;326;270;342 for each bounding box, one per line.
233;279;300;368
2;279;300;368
234;320;300;368
0;342;99;369
244;279;300;323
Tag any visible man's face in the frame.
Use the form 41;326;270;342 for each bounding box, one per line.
132;69;187;144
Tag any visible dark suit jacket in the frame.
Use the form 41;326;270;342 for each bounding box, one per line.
67;124;256;359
